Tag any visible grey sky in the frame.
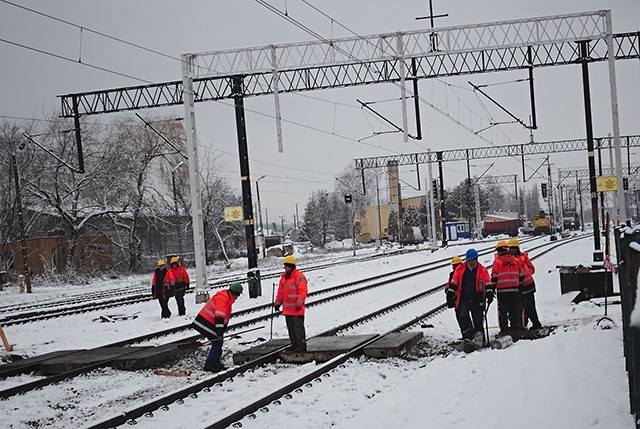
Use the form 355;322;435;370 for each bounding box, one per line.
1;0;639;222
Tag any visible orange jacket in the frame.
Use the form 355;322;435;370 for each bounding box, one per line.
491;253;524;293
448;262;491;309
192;289;237;339
151;268;175;300
275;268;308;316
517;252;536;293
169;265;190;291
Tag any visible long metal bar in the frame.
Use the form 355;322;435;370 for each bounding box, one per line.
181;54;208;301
605;11;627;223
58;31;640;117
437;152;447;246
579;41;602;259
232;76;259;276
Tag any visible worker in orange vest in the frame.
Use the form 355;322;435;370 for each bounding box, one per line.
168;256;190;316
448;248;492;341
274;255;308;352
192;283;243;372
508;238;542;330
151;259;175;319
491;241;525;337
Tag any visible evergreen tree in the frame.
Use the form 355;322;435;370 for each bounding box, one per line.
388;208;399;240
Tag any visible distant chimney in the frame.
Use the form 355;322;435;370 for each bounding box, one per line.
388;160;400;204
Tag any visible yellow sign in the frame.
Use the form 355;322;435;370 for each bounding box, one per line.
224;206;244;222
596;176;618;192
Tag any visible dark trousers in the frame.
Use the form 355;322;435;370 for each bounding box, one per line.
285;315;306;350
497;291;522;332
174;289;186;316
457;298;484;340
205;339;223;367
158;298;171;318
521;291;541;328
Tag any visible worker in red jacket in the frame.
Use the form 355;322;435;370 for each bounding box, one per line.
151;259;175;319
448;248;491;341
192;283;243;372
508;238;542;330
168;256;190;316
274;255;308;352
491;241;525;337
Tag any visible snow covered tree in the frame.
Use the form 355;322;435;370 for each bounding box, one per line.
403;204;421;227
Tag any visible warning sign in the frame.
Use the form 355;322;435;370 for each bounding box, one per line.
224;206;244;222
596;176;618;192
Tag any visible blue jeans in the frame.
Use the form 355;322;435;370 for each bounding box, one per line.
205;339;223;367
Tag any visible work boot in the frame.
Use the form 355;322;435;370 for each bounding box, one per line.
204;362;226;372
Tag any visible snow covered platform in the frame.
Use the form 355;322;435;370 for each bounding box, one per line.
39;347;151;375
0;350;85;377
233;333;422;365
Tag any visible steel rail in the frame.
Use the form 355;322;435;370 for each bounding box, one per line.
86;234;588;428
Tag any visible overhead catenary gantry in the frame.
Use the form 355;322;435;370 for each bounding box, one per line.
57;10;638;292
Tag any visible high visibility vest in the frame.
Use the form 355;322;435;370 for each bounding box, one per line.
275;269;308;316
151;268;175;300
518;252;536;293
169;265;190;291
192;290;236;339
448;261;491;309
491;254;523;294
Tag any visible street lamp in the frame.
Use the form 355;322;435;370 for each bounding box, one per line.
256;175;266;257
171;161;185;258
11;149;32;293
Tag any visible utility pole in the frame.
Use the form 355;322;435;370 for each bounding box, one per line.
171;161;185;258
12;153;31;293
256;175;266;258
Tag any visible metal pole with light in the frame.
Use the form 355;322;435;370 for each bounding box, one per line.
344;193;355;256
11;149;32;293
171;161;185;258
256;175;266;258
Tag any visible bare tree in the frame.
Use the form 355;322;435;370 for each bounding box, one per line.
22;115;126;272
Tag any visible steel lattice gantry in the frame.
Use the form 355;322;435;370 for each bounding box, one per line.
355;135;640;168
59;13;639;116
55;10;638;289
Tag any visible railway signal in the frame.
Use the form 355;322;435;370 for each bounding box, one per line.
623;177;629;190
541;183;547;198
432;179;438;198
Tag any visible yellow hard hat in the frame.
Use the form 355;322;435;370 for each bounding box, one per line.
170;256;180;265
157;259;166;267
496;241;509;249
507;238;520;248
283;255;297;265
451;255;463;266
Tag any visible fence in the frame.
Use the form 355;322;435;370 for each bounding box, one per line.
614;226;640;428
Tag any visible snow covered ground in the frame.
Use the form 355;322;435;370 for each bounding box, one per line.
0;235;635;428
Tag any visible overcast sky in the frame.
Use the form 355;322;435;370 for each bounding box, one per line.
1;0;639;222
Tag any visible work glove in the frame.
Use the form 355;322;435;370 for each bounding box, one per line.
486;290;494;305
478;299;486;310
214;326;225;337
446;289;456;308
274;303;281;311
295;304;302;311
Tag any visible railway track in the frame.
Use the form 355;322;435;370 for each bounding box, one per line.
0;235;520;325
0;234;586;428
88;233;588;429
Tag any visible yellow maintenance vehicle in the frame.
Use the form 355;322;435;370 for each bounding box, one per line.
533;209;552;235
